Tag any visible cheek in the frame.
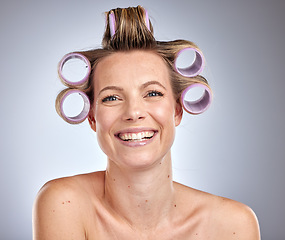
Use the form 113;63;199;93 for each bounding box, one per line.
93;107;118;155
149;102;177;146
149;100;176;125
150;101;177;152
94;107;115;133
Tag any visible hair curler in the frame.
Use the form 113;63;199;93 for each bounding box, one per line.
56;88;90;124
174;48;205;78
58;53;91;89
109;12;116;38
144;9;150;30
181;83;212;114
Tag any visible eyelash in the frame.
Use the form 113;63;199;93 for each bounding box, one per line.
101;90;164;103
102;95;119;102
145;90;164;98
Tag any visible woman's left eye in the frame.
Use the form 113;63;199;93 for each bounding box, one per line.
146;90;164;97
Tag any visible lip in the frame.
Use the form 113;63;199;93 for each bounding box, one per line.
114;128;158;147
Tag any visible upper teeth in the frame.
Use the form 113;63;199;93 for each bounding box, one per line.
119;131;154;141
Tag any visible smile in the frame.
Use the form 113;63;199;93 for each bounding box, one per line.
118;131;155;142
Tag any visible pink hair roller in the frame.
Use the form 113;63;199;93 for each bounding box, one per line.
109;12;116;37
181;83;212;114
174;48;205;77
144;9;150;30
58;89;90;124
58;53;91;88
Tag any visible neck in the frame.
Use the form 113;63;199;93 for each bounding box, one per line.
104;151;176;231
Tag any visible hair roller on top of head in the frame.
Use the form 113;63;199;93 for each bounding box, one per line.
144;9;150;30
109;12;116;38
58;53;91;89
174;48;205;78
181;83;212;114
56;88;90;124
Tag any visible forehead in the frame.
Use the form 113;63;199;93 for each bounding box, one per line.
93;50;170;90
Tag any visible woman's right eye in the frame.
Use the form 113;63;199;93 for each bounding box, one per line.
102;95;119;102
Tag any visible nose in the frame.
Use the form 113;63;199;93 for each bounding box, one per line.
122;99;146;122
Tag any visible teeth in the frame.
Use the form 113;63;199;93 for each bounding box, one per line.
145;132;152;138
132;133;137;139
119;131;154;141
120;134;126;140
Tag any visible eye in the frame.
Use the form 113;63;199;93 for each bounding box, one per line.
102;95;119;102
146;90;164;98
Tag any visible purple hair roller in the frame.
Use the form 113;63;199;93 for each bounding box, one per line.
109;12;116;37
174;48;205;77
144;9;150;30
181;83;212;114
59;89;90;124
58;53;91;88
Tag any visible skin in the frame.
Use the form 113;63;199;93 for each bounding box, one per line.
33;50;260;240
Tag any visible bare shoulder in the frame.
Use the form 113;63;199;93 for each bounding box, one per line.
211;196;260;239
174;182;260;239
33;171;105;240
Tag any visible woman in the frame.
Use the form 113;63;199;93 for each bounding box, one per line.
33;6;260;239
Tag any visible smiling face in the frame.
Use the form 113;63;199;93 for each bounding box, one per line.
89;50;182;169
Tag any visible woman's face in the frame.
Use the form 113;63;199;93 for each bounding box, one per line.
89;50;182;169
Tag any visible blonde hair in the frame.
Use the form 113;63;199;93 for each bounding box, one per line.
56;5;211;122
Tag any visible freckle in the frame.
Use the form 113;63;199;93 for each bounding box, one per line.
159;162;162;165
168;175;170;178
195;233;198;235
233;232;236;235
62;202;64;204
128;185;130;188
174;204;177;207
138;204;140;207
52;210;55;212
145;200;148;203
113;179;116;181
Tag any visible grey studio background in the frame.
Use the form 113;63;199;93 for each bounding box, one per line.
1;0;284;239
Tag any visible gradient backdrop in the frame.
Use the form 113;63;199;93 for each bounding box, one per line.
1;0;285;239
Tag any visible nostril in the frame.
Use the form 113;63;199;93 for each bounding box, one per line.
125;116;144;121
123;105;146;121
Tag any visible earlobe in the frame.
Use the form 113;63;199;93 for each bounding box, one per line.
88;113;96;132
174;101;183;126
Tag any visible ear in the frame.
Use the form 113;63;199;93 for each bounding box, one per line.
174;100;183;127
88;109;96;132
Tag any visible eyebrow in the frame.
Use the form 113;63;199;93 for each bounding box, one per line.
98;80;166;95
98;86;124;95
141;80;166;90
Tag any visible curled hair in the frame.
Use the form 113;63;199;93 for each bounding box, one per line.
156;40;209;100
56;5;211;123
102;6;155;50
